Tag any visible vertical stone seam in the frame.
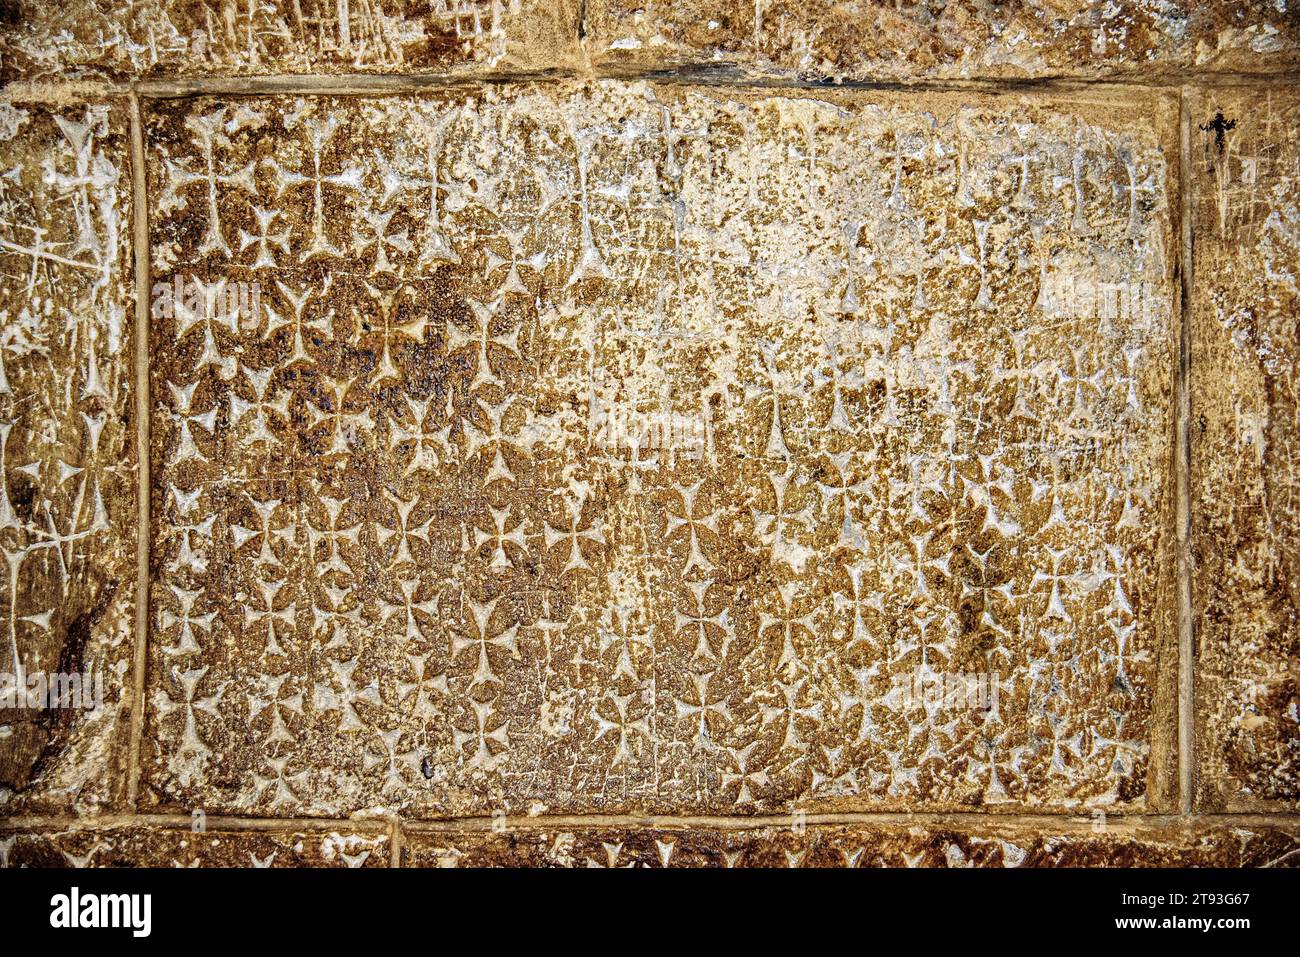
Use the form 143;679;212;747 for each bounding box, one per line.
1177;87;1196;816
126;88;152;811
390;820;404;867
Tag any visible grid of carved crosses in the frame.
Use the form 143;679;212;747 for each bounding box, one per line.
143;84;1176;817
1192;88;1300;811
0;100;137;814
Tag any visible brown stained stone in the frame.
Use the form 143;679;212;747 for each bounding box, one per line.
1191;88;1300;812
586;1;1300;82
142;84;1177;820
0;98;137;815
401;820;1300;867
0;0;582;82
0;824;390;866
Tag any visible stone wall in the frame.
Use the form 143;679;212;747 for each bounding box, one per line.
0;0;1297;867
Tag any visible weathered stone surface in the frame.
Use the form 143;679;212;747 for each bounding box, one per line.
1;823;389;866
587;1;1300;82
0;0;581;82
6;1;1296;84
143;83;1176;819
1192;87;1300;812
401;819;1300;866
0;97;137;816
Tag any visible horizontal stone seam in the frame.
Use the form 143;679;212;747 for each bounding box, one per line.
3;812;1298;834
400;812;1300;833
2;68;1300;103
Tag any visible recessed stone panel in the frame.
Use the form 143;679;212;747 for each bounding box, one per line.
142;83;1177;818
0;97;138;815
1191;87;1300;811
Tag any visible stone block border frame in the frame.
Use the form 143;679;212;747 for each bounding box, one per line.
0;3;1298;865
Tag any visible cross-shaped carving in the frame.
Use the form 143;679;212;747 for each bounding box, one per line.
665;481;719;576
745;342;792;460
238;205;290;268
472;504;528;571
447;297;521;391
306;495;362;578
229;494;291;569
376;489;433;567
961;453;1021;538
243;575;297;658
818;451;874;550
377;129;460;266
161;108;257;259
759;583;816;677
543;497;604;574
890;531;951;600
306;376;373;456
358;207;412;275
314;657;381;733
834;562;883;652
673;670;731;749
379;574;438;642
761;676;823;755
463;394;525;484
454;699;509;771
154;665;223;764
592;691;651;769
597;604;653;681
356;283;430;387
451;594;521;688
1030;545;1076;623
751;467;814;571
248;671;303;746
158;583;216;658
673;581;731;664
485;224;547;296
389;394;454;477
267;114;363;261
268;280;332;366
229;365;291;449
166;381;217;466
721;740;769;805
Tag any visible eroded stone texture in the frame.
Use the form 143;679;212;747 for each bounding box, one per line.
587;1;1300;82
144;83;1176;819
0;823;389;866
0;0;581;81
1192;88;1300;812
0;98;137;815
402;820;1300;867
